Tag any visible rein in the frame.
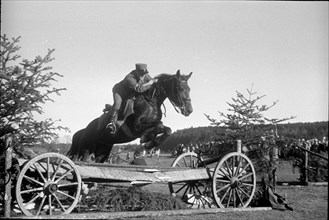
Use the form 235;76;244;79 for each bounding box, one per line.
146;75;189;116
160;77;185;114
150;84;168;117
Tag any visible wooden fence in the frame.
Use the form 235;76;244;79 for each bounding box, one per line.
293;144;328;185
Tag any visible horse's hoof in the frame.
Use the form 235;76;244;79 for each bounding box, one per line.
140;136;146;143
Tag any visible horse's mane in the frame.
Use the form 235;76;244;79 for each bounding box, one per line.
138;73;173;101
154;73;173;81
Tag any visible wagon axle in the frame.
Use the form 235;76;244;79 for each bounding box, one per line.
230;176;242;189
44;182;58;195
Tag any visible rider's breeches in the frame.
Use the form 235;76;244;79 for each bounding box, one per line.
110;85;133;123
112;92;122;112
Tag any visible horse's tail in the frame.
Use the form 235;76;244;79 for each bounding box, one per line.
66;129;84;160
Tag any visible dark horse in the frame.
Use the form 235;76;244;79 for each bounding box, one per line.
67;70;193;163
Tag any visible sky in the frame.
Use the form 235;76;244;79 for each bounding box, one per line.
1;1;328;143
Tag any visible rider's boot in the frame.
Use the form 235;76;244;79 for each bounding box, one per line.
106;110;118;134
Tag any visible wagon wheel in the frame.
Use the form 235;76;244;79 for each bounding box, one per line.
212;152;256;208
168;152;213;208
15;153;82;216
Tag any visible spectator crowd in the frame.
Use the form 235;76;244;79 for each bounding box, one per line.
172;137;328;159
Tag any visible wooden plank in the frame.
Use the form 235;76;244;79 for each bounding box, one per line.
74;161;190;172
307;182;328;186
76;163;211;183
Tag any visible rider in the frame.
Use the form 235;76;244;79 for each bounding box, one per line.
106;63;158;134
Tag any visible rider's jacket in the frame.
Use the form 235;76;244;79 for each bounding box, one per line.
113;70;153;98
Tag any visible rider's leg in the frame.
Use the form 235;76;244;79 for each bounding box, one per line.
106;92;122;134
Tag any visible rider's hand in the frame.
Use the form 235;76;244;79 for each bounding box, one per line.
142;79;158;87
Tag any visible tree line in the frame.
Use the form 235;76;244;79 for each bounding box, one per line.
158;121;328;153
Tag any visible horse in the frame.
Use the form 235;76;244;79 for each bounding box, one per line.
67;70;193;163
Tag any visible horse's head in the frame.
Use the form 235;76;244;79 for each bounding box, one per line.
157;70;193;116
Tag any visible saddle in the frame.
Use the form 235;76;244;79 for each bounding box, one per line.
98;99;135;131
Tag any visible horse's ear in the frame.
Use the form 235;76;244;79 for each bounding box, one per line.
187;72;193;80
176;69;181;77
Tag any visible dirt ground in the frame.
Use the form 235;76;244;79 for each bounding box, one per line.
135;185;327;220
17;185;326;220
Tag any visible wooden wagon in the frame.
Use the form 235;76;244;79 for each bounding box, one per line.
13;141;256;216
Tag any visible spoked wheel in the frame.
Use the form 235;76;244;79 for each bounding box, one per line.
15;153;82;216
168;152;213;208
212;152;256;208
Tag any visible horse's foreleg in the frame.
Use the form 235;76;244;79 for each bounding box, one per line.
140;127;156;144
141;123;172;149
153;124;172;146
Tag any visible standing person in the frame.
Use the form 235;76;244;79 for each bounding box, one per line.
106;63;158;134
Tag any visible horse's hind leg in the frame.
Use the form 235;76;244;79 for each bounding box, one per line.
79;130;96;162
67;129;84;161
94;143;113;163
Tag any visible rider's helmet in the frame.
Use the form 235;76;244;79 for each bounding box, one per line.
135;63;149;74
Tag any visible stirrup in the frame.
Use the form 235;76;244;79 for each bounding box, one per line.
106;123;117;134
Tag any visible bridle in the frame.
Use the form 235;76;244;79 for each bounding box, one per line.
159;76;190;114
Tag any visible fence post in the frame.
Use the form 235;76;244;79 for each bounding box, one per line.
237;140;241;153
271;146;279;187
304;151;309;185
4;135;13;217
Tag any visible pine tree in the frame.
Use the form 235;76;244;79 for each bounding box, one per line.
205;84;296;183
205;84;295;145
0;35;69;147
